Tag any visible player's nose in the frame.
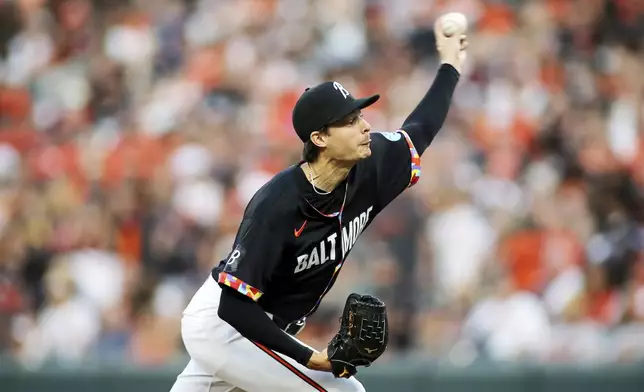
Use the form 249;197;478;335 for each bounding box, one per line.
360;117;371;133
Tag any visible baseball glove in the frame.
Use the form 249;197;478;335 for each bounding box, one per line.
327;293;388;378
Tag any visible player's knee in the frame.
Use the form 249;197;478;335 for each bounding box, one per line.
343;377;366;392
326;376;365;392
353;380;367;392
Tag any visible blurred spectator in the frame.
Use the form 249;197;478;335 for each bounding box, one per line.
15;257;101;367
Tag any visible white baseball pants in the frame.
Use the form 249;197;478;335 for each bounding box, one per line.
168;276;365;392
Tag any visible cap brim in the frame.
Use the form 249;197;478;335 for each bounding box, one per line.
355;94;380;110
324;94;381;129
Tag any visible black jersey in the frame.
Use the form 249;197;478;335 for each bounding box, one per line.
211;129;421;327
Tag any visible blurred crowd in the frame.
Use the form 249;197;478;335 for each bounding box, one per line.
1;0;644;370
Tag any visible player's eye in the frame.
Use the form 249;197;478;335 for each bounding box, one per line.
350;114;363;125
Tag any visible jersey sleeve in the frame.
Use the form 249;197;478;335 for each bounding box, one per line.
369;129;422;207
216;217;283;302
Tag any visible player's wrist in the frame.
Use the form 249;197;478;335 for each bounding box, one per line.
307;351;332;372
299;347;316;368
439;58;461;74
438;62;461;77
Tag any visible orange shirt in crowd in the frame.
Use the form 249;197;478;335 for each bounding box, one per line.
101;133;171;188
500;229;584;293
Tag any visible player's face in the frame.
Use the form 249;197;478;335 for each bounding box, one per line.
320;111;372;162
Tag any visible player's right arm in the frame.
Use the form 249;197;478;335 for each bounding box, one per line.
398;26;466;157
362;26;466;208
215;214;330;370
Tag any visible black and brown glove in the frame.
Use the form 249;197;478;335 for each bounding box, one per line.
326;293;388;378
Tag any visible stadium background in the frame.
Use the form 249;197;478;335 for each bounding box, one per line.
0;0;643;390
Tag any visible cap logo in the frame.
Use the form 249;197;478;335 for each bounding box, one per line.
333;82;350;99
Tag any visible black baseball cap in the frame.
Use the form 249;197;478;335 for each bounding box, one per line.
292;81;380;143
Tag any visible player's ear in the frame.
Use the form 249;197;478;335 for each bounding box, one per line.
310;130;328;149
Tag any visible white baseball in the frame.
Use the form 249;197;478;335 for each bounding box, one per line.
440;12;468;37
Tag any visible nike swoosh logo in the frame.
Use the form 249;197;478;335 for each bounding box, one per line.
294;220;307;238
364;348;378;354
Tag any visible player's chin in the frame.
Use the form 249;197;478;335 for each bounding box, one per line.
357;143;372;158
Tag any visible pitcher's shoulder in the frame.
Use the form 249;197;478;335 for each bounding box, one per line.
242;166;301;220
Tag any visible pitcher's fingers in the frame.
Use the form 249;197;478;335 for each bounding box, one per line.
434;15;445;38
